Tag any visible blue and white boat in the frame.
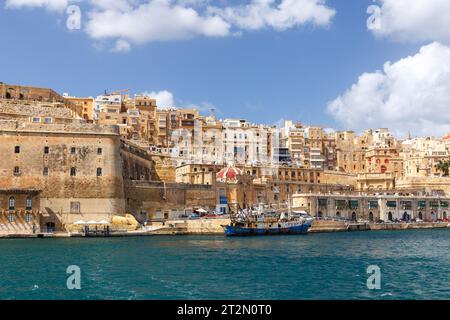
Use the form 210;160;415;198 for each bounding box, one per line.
222;211;313;236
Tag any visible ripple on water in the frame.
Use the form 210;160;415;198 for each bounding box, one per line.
0;230;450;299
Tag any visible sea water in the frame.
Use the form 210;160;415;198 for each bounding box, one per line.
0;229;449;300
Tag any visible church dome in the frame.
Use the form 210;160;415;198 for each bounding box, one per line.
216;165;243;183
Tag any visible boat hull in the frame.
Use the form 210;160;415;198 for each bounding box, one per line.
223;223;310;236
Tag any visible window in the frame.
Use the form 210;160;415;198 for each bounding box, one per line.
70;202;81;214
44;117;53;124
9;197;16;210
97;168;103;177
70;167;77;177
32;117;41;123
26;213;32;223
26;197;32;211
14;146;20;154
44;146;49;154
97;148;103;155
8;213;15;222
71;147;76;155
13;166;20;176
43;167;49;176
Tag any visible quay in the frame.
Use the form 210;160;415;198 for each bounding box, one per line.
0;217;449;238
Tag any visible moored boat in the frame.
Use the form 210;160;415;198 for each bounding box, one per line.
222;211;313;236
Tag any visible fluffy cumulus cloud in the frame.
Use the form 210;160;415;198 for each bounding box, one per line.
210;0;335;31
85;0;231;43
4;0;336;50
371;0;450;44
142;90;175;108
327;42;450;137
5;0;70;11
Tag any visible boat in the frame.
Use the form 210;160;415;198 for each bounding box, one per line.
222;210;314;236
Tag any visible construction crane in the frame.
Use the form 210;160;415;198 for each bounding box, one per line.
104;88;130;96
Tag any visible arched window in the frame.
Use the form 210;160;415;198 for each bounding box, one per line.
8;197;16;210
26;197;32;211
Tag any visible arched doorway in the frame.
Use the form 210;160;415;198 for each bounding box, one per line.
369;212;374;222
403;212;409;221
388;212;393;221
45;222;56;233
336;212;341;219
318;211;323;219
5;92;11;99
351;212;357;221
443;212;447;220
418;212;423;220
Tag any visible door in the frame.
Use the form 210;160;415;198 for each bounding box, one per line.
45;222;56;233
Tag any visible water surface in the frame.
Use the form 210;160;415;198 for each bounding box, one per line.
0;229;449;300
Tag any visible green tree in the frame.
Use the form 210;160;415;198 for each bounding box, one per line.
436;160;450;176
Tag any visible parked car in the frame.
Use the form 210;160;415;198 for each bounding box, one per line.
188;213;199;219
204;214;217;219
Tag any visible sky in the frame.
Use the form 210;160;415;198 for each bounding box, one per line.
1;0;450;137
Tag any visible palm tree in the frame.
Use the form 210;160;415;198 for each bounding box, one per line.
436;160;450;176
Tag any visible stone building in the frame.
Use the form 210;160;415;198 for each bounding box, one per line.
64;96;95;122
0;117;125;233
0;83;64;103
401;137;449;177
124;180;216;222
293;193;450;222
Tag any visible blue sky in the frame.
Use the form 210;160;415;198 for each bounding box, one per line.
1;0;449;136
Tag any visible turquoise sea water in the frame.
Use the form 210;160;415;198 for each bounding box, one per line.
1;229;450;300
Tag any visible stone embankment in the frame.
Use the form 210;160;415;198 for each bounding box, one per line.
144;218;450;235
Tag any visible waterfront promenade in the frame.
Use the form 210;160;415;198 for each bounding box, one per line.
0;217;449;238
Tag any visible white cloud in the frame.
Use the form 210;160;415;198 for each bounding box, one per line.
111;39;131;53
5;0;70;11
142;90;175;108
371;0;450;44
210;0;335;31
85;0;231;44
327;42;450;137
5;0;336;50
